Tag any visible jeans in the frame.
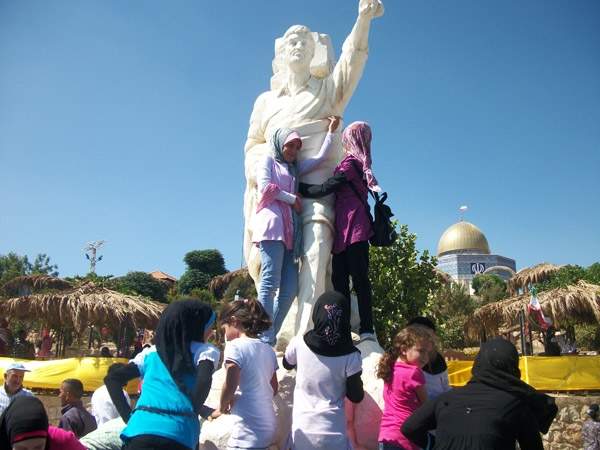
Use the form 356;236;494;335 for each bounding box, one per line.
258;240;298;345
332;240;374;334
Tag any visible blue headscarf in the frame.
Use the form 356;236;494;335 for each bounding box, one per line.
270;128;303;260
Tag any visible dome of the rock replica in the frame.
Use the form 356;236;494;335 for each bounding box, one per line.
436;219;515;291
437;221;491;256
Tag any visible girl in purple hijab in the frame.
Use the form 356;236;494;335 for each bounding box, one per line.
300;121;381;342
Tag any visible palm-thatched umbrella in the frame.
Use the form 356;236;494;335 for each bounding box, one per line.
208;267;252;298
0;282;165;333
2;275;72;297
507;263;562;295
465;280;600;341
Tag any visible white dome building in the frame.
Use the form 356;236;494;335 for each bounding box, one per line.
436;220;516;291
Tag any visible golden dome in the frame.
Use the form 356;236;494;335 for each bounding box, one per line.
437;221;490;256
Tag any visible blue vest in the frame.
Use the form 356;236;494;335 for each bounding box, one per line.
121;351;199;449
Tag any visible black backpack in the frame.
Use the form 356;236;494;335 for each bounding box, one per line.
347;161;397;247
368;191;398;247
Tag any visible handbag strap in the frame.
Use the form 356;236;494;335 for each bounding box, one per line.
347;160;374;225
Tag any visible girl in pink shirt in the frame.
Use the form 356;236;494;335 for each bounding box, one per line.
377;326;435;450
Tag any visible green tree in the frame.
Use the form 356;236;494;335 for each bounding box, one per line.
536;265;588;292
188;288;219;310
222;275;257;303
0;253;31;287
30;253;59;277
471;274;507;305
369;223;440;349
1;252;60;294
115;271;169;303
177;270;211;295
428;282;477;349
65;272;115;288
177;249;227;296
575;323;600;351
183;250;227;278
584;263;600;285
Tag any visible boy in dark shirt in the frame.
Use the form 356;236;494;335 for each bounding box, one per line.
58;378;97;438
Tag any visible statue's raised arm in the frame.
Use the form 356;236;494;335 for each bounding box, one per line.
332;0;385;112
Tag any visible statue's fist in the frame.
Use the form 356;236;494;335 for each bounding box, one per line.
359;0;384;19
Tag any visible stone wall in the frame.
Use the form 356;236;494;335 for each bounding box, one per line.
543;394;600;449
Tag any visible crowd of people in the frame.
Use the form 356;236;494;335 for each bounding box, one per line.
3;296;600;450
1;122;598;450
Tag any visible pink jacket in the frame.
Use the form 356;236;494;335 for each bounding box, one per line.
47;426;86;450
252;132;334;246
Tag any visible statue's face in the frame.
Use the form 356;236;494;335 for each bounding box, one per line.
285;32;314;69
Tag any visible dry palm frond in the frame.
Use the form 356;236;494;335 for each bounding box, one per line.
208;267;251;297
507;263;561;295
0;282;165;332
465;280;600;340
2;275;72;297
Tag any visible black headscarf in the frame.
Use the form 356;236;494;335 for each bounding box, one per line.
304;291;359;357
470;337;558;433
0;396;49;448
155;299;215;399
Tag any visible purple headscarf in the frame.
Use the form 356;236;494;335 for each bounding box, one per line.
342;121;381;192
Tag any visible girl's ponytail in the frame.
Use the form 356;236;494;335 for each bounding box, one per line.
245;298;272;337
377;340;401;383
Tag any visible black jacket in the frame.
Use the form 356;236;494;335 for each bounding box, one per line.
402;381;546;450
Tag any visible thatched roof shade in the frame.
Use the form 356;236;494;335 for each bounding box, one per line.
3;275;72;297
208;267;252;298
465;281;600;340
0;282;165;332
508;263;562;295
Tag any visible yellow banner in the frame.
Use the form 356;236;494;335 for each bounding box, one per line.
3;356;600;393
0;357;139;394
448;356;600;391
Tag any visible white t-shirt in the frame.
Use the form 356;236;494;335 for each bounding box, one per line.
91;385;131;426
130;342;221;374
223;336;278;449
284;336;362;450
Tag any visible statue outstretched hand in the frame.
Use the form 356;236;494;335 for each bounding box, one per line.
359;0;384;19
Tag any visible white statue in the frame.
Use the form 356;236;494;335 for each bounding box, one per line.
243;0;384;338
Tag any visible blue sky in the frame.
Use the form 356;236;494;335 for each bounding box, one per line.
1;0;599;278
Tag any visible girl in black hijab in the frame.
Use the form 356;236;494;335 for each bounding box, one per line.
302;290;359;358
283;291;364;449
105;299;219;450
402;337;558;450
